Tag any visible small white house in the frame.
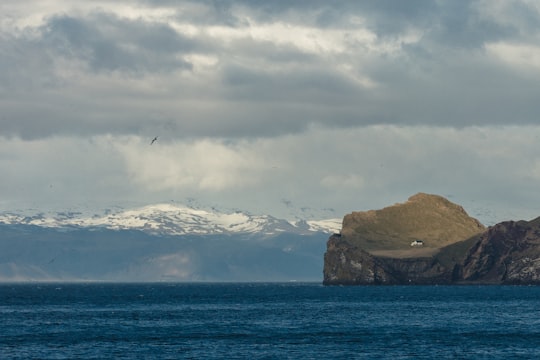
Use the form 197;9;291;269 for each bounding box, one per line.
410;240;424;247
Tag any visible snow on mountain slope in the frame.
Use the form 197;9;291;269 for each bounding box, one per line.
305;218;342;233
0;204;342;236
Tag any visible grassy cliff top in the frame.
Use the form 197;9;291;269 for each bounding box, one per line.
340;193;485;252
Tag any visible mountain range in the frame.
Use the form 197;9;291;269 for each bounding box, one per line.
0;204;341;282
0;203;341;236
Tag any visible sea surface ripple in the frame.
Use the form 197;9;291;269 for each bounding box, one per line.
1;283;540;359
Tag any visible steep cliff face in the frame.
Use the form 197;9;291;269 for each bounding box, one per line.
324;234;390;285
459;219;540;284
323;193;540;285
323;234;457;285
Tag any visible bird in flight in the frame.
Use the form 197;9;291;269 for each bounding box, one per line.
150;136;158;145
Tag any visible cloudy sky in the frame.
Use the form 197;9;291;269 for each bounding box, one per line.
2;0;540;224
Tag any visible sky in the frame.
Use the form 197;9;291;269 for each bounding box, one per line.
2;0;540;225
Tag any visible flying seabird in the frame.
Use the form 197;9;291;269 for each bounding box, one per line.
150;136;158;145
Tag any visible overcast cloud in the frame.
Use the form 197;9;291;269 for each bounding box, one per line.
2;0;540;224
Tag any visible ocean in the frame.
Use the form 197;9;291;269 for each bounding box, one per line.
1;283;540;359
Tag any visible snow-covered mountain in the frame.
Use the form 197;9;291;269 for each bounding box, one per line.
0;203;342;236
0;204;342;282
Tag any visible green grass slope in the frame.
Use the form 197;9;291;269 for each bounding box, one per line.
340;193;485;254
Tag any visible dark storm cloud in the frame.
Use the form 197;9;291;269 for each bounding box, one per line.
344;0;515;46
221;0;540;122
2;0;540;140
41;12;194;73
220;62;359;103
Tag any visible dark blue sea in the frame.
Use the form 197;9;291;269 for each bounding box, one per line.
1;283;540;359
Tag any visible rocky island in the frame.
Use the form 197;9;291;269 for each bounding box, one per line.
323;193;540;285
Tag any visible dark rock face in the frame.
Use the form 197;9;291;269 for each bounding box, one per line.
323;194;540;285
459;220;540;284
323;234;456;285
324;234;387;285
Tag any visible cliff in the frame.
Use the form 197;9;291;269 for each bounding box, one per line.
459;218;540;284
324;193;540;285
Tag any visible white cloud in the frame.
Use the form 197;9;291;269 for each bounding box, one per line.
116;137;266;192
486;42;540;70
3;124;540;224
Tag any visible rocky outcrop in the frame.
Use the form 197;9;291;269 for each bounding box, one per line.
323;234;455;285
459;219;540;284
324;234;390;285
324;193;540;285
